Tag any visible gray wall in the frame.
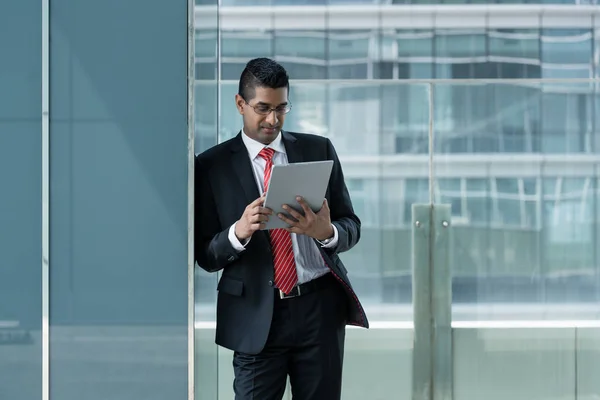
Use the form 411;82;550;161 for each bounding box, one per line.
0;1;42;399
49;1;189;399
1;0;190;399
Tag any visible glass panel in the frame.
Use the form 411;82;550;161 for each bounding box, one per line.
596;89;600;153
541;86;594;153
433;81;600;399
435;81;599;316
274;31;326;79
327;83;383;155
489;29;541;79
541;29;593;79
194;2;219;400
221;30;274;80
596;28;600;79
49;2;188;399
393;29;434;79
0;2;42;398
383;84;430;154
435;29;489;78
328;30;373;79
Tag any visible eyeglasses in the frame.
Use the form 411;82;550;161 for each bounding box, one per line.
244;100;292;116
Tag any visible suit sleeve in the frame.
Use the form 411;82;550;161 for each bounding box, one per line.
325;138;361;254
194;156;243;273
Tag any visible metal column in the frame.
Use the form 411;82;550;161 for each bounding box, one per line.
412;204;453;400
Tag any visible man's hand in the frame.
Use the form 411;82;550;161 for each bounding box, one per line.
235;195;272;240
278;197;334;241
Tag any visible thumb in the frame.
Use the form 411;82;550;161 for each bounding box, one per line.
319;198;329;213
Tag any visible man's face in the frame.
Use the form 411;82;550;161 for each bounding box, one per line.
235;86;288;145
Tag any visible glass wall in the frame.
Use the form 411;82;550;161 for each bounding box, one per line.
199;3;600;399
0;2;42;400
439;82;600;400
219;23;596;83
214;3;600;314
194;1;220;400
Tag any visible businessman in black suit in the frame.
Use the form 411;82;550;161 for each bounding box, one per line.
194;57;369;400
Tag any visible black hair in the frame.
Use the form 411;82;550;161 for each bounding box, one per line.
238;58;289;101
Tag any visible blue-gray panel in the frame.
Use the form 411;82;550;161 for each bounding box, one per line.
0;123;42;400
0;1;42;399
0;2;42;121
49;1;188;399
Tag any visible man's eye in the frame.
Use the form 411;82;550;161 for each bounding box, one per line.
256;107;270;113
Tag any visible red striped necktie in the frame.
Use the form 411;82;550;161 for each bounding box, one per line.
258;147;298;294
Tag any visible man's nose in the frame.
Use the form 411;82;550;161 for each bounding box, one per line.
266;110;278;125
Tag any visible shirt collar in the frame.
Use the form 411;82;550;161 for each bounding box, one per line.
241;129;286;160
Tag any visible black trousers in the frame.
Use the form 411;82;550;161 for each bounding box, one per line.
232;273;348;400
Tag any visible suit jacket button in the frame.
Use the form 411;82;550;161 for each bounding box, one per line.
227;255;235;262
268;280;273;286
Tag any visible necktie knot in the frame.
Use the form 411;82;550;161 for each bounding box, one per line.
258;147;275;162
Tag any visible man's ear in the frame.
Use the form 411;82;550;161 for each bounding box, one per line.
235;94;245;115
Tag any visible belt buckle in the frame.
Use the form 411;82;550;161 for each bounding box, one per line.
279;286;301;299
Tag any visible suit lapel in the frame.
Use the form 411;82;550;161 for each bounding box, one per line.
282;131;302;163
230;132;261;204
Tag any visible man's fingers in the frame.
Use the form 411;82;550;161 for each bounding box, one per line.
277;213;297;226
295;197;313;214
317;198;330;215
247;205;270;218
257;206;273;215
282;205;303;221
250;214;269;223
250;194;266;207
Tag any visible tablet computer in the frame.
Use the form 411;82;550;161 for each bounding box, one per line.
262;160;334;230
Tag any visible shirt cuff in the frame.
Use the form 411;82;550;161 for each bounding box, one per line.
317;224;338;248
228;222;250;252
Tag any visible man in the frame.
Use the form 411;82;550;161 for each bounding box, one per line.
194;57;369;400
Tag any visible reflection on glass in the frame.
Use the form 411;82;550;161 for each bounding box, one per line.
216;79;600;319
328;30;372;79
222;30;274;79
213;23;596;80
275;31;326;79
541;29;593;79
195;4;600;397
440;83;600;400
432;82;600;322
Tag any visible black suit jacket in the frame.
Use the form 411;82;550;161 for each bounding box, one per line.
194;131;369;355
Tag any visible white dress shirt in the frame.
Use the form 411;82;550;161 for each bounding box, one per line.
227;130;337;285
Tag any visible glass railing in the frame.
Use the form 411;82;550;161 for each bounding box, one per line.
197;78;600;320
194;78;600;399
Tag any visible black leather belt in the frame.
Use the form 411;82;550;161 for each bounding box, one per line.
276;273;333;299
